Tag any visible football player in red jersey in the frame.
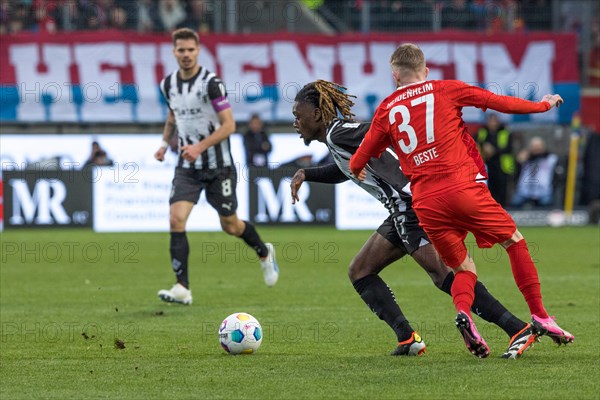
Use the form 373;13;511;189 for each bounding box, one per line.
350;43;573;357
290;80;539;359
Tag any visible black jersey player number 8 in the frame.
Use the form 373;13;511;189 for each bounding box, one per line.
222;179;232;196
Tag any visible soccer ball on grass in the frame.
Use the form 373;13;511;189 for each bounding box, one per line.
218;312;263;354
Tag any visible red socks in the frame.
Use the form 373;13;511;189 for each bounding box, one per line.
451;270;478;315
506;240;548;318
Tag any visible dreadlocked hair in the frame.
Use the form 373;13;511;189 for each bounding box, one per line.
295;80;356;126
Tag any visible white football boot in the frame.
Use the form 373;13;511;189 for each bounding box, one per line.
259;243;279;287
157;283;192;305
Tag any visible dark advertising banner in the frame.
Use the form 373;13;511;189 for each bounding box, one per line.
249;167;334;226
3;169;93;228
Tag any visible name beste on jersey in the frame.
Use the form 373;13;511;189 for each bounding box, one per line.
384;82;438;168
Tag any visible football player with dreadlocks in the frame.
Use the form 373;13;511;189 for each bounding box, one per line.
290;80;537;358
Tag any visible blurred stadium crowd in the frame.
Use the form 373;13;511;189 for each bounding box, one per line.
0;1;596;34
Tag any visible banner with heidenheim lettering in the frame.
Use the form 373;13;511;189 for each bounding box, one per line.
0;31;579;124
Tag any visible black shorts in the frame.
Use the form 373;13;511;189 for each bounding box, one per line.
169;167;238;216
376;208;430;255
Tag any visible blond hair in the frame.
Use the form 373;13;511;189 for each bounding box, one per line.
389;43;426;74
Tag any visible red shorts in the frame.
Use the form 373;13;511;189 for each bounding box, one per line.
412;183;516;268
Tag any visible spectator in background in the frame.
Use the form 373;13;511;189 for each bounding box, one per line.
244;113;272;167
179;0;212;33
110;5;128;29
476;113;515;207
84;141;114;167
32;0;58;33
137;0;163;32
0;0;10;34
441;0;474;30
0;0;31;34
54;1;85;31
159;0;186;31
589;28;600;87
510;136;558;208
580;130;600;223
80;0;114;30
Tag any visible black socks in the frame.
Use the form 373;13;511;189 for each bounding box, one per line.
352;274;414;342
170;232;189;288
170;223;268;289
240;221;268;258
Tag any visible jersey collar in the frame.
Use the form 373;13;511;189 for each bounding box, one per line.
396;80;427;90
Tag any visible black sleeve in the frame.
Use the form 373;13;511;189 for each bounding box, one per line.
207;76;227;100
303;163;349;184
159;76;172;110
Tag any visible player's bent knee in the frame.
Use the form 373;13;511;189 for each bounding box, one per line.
430;272;447;290
348;259;377;282
221;223;240;236
220;219;244;236
501;230;524;248
169;215;187;231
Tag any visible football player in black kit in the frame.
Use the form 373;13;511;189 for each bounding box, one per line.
290;80;537;358
154;28;279;305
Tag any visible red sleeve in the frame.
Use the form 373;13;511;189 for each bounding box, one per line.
462;132;488;179
444;80;551;114
349;113;391;176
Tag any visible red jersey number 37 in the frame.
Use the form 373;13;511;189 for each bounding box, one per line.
389;93;435;155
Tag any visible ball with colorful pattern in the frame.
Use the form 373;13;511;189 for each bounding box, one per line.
218;312;263;355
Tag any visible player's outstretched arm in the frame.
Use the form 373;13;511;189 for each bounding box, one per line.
291;164;349;204
451;81;562;114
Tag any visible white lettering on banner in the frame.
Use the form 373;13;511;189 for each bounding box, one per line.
74;43;130;122
272;43;335;120
416;42;450;81
130;44;162;122
255;178;313;223
10;44;77;121
217;44;270;109
198;44;216;73
159;43;179;77
9;180;70;225
452;43;481;121
339;43;397;119
4;40;561;123
481;42;555;122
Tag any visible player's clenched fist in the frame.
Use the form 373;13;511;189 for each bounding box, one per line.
155;146;167;162
542;94;564;108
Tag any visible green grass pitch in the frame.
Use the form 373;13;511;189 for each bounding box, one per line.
1;226;599;399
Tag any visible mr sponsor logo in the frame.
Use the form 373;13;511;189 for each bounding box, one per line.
3;170;92;228
250;168;334;225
